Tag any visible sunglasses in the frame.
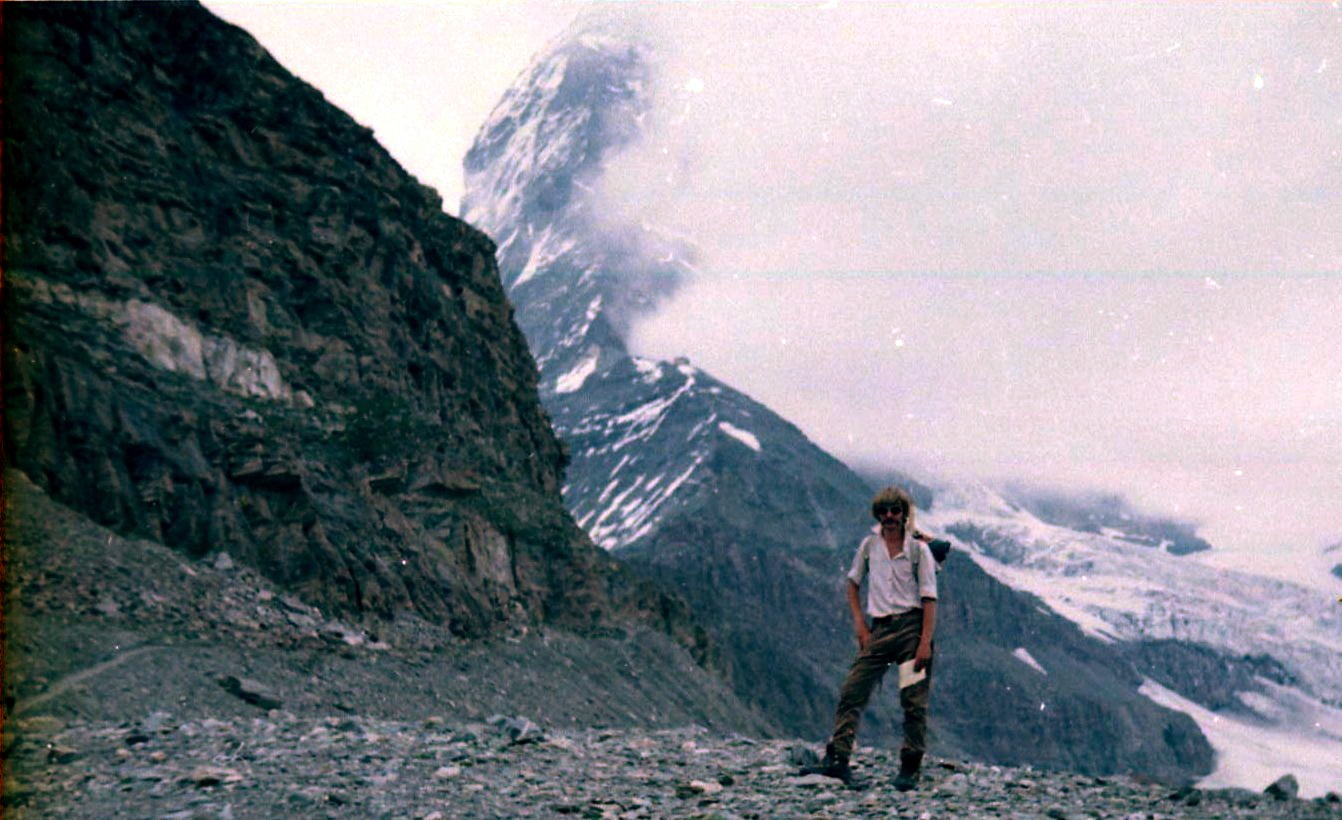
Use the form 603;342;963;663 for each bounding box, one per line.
874;504;907;517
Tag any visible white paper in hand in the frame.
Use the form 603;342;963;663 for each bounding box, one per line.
898;659;927;689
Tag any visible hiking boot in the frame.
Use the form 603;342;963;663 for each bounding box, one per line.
893;749;922;792
798;745;852;786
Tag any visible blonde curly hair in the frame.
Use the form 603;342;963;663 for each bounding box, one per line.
870;486;916;532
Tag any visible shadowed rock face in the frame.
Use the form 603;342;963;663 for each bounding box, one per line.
1;2;698;645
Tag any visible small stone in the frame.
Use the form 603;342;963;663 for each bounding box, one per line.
144;711;174;733
46;745;79;764
1264;773;1299;801
789;773;839;789
1208;787;1261;807
217;675;281;710
185;765;242;788
786;745;820;767
213;552;235;571
433;766;461;779
501;716;544;745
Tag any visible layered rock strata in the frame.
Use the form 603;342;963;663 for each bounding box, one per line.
1;2;696;645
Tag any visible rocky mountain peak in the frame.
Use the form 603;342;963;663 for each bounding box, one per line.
461;16;693;390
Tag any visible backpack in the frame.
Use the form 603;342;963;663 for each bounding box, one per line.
859;531;951;578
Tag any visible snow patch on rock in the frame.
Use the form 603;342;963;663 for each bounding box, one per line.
718;421;761;452
1012;647;1048;675
555;349;600;394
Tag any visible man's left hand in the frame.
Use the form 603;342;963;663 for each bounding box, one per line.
913;641;933;672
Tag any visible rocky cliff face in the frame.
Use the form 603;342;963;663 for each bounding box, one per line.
1;2;698;645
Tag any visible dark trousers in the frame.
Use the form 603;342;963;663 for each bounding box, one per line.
827;608;932;761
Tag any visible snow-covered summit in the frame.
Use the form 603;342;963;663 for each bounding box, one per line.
462;22;651;258
461;15;693;389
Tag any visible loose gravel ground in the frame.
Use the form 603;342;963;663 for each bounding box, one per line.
6;715;1339;819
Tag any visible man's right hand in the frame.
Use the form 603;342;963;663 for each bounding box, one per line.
855;621;871;651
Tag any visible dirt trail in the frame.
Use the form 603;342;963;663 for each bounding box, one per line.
13;645;159;716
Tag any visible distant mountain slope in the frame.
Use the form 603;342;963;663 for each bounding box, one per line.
461;16;1214;781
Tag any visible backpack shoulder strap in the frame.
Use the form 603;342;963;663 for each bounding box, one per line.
859;534;878;574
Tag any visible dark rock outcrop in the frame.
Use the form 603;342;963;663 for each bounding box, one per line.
1122;640;1298;714
1;1;697;646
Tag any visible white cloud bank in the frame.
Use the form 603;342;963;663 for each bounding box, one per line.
610;3;1342;581
601;2;1342;274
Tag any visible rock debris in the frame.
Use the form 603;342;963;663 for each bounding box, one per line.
7;718;1337;819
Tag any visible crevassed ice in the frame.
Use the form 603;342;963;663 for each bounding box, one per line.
718;421;761;452
923;498;1342;702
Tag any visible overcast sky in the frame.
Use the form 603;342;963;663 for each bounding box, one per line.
206;2;1341;588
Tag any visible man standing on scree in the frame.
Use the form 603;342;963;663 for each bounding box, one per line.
802;486;937;791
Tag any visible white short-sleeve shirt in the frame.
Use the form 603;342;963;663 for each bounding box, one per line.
846;531;937;617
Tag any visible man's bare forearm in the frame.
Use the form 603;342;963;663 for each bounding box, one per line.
846;581;865;628
920;598;936;643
